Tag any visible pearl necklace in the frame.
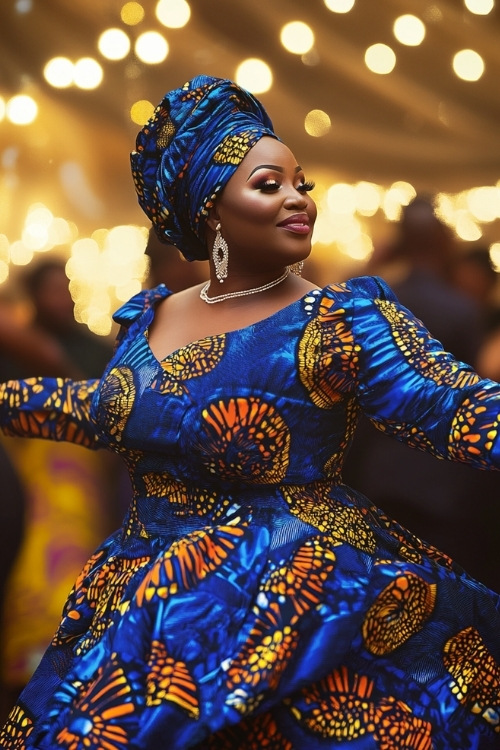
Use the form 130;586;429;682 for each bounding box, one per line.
200;268;290;304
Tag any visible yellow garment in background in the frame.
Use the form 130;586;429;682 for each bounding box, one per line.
1;438;110;686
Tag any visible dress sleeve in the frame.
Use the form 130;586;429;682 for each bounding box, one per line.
326;276;500;470
0;286;170;447
0;377;102;448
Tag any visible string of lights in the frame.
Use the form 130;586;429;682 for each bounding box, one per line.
1;0;499;335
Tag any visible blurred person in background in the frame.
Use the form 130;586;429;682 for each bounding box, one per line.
0;258;126;719
451;245;500;383
343;197;500;591
0;294;87;721
0;291;93;720
451;244;500;336
145;226;209;291
21;259;112;380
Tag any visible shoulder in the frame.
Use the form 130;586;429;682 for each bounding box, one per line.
320;275;398;304
112;284;170;326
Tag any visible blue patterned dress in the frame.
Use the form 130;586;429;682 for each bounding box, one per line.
0;276;499;749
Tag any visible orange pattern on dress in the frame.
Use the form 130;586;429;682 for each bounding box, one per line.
298;294;360;409
449;388;500;466
376;299;480;390
362;573;436;655
0;378;99;446
443;626;500;733
142;471;218;516
0;704;34;749
97;367;135;444
199;397;290;482
288;665;432;748
54;656;136;749
282;484;376;553
151;334;226;395
135;521;247;606
146;639;199;718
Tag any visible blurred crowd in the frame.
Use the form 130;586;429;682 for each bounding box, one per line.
1;203;500;720
343;197;500;596
0;258;129;720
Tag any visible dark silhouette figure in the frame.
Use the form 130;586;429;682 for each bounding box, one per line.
344;197;500;591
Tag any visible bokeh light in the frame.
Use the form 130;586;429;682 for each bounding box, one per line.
98;28;131;61
130;99;155;125
393;15;426;46
44;57;74;88
155;0;191;28
235;59;273;93
73;58;104;89
327;183;357;214
453;49;485;81
490;242;500;272
0;236;10;263
66;225;149;335
464;0;494;14
304;109;331;137
14;0;32;12
466;186;500;222
323;0;355;12
135;31;169;64
354;182;383;216
6;95;38;125
455;210;482;241
365;44;396;74
9;240;34;266
280;21;315;55
121;1;145;25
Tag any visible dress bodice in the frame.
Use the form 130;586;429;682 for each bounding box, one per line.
92;285;352;488
83;275;500;540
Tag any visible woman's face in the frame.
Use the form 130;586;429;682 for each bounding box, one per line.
211;137;317;273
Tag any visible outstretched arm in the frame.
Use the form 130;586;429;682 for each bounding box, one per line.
316;277;500;470
352;278;500;469
0;377;102;448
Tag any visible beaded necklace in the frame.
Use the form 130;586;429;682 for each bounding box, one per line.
199;268;290;304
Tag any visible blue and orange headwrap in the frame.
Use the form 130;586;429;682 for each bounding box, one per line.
131;74;279;261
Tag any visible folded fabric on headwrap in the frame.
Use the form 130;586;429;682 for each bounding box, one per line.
131;74;279;261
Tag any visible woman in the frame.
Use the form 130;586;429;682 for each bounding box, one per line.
0;75;499;749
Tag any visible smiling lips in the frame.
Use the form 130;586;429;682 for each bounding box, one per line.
277;214;311;234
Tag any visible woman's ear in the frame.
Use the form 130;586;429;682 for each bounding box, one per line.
206;206;221;233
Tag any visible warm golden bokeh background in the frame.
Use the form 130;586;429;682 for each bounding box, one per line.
1;0;500;333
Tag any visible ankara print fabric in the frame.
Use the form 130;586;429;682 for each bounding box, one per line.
0;275;499;750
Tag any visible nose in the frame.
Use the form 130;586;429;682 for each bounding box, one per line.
283;186;308;209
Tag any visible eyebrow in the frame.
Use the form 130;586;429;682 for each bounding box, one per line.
247;164;302;180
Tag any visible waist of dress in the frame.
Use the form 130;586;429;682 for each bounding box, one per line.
124;478;339;538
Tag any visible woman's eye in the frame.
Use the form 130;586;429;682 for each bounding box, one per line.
298;180;315;193
259;179;280;192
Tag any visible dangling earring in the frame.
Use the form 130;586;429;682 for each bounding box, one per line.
289;261;304;276
213;223;228;283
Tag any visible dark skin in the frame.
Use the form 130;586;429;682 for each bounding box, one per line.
147;138;319;361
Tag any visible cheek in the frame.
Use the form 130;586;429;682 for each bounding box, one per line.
221;198;277;237
308;198;317;224
233;193;277;222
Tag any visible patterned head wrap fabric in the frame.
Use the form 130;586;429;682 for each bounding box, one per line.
131;74;279;261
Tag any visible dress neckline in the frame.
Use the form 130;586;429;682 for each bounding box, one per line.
144;285;321;364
